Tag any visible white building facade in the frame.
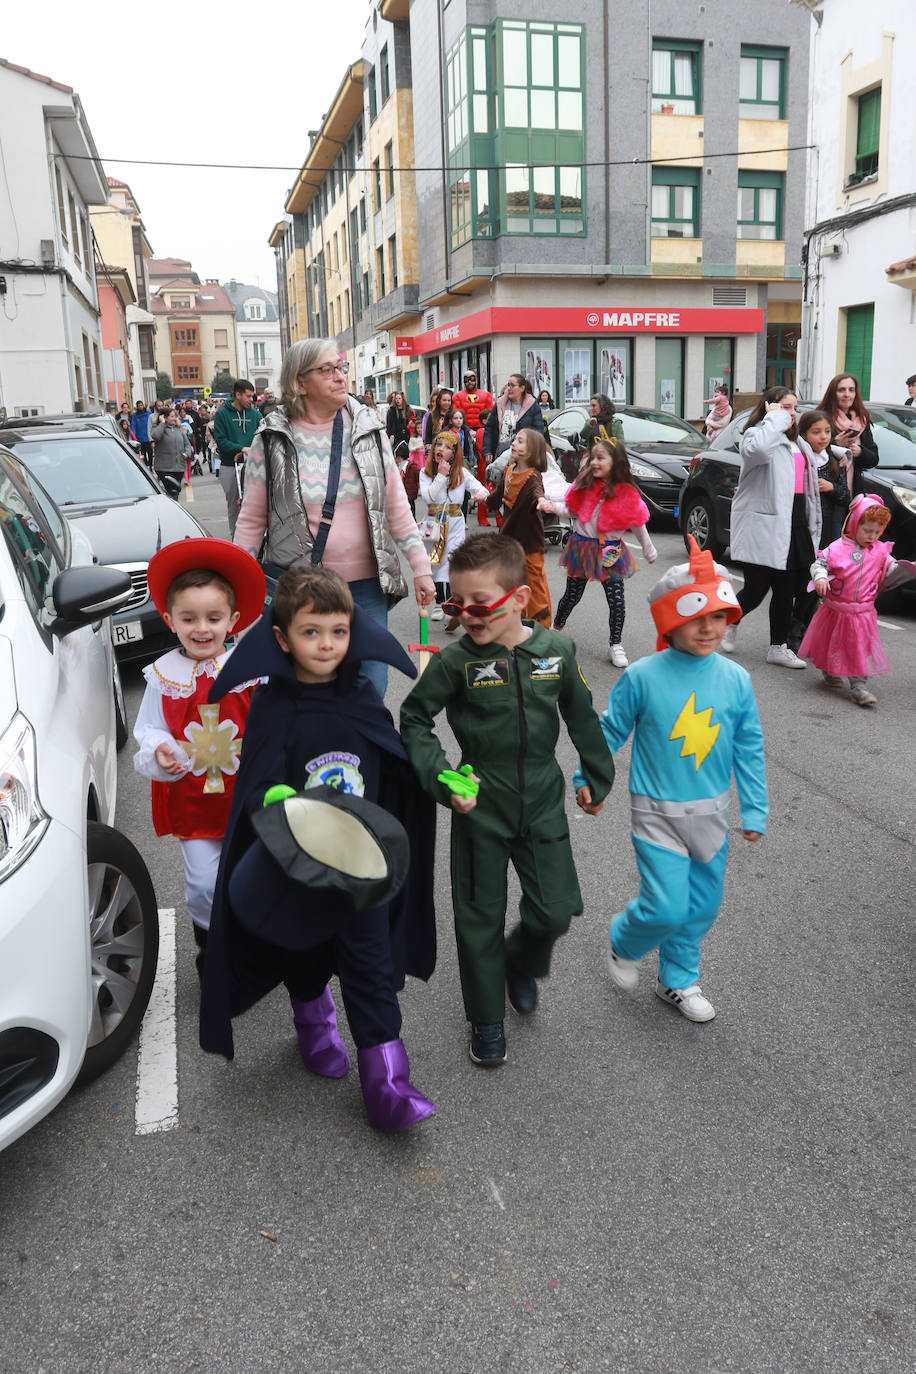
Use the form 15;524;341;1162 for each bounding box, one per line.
221;282;281;394
0;59;108;418
800;3;916;403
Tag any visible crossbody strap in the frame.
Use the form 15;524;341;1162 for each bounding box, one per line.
310;409;344;565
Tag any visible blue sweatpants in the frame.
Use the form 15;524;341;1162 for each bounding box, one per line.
610;833;729;990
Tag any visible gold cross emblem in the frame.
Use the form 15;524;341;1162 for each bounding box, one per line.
183;704;242;794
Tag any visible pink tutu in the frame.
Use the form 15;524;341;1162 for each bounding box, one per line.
799;603;889;678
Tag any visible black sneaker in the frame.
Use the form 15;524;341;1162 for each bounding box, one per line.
469;1021;507;1066
506;965;538;1015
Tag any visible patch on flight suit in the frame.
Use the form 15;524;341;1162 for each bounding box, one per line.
465;659;510;688
530;656;563;680
304;751;365;795
669;692;720;770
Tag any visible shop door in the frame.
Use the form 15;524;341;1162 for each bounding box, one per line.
844;305;874;399
655;338;684;415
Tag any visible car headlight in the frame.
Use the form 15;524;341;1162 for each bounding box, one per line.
891;485;916;515
629;460;666;482
0;712;49;882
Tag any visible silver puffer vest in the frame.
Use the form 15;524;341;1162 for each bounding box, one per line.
257;398;408;603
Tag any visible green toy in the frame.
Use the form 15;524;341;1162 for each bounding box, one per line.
437;764;479;798
263;784;297;807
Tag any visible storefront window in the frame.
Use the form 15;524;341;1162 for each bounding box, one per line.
703;339;734;404
597;341;631;403
655;338;684;415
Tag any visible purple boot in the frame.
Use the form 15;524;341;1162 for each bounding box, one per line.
356;1040;436;1131
290;987;351;1078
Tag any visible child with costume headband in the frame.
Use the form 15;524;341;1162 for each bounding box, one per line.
578;537;768;1023
199;566;437;1132
133;539;265;976
799;494;916;707
537;438;657;668
419;429;489;625
485;427;552;627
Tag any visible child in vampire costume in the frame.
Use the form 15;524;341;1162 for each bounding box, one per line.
199;588;437;1131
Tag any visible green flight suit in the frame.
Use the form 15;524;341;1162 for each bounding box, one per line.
400;623;615;1022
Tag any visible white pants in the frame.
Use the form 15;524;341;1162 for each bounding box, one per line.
179;837;222;931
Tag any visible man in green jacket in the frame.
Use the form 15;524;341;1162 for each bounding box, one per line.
213;378;262;536
401;534;614;1068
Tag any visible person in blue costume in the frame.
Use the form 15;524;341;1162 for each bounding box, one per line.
577;536;768;1023
200;565;437;1131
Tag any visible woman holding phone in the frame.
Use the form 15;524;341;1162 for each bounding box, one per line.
817;374;878;496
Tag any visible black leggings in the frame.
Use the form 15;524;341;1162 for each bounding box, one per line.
737;564;808;645
554;576;625;644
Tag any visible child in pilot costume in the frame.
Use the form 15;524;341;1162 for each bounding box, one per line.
580;536;769;1022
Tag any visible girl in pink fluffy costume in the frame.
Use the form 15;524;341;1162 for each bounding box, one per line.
537;438;656;667
799;493;916;706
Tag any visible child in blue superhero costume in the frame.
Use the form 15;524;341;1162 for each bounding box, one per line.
577;536;768;1022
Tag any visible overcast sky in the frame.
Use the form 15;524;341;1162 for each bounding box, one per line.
5;0;369;290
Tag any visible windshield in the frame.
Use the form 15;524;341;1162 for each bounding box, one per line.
9;434;155;505
619;409;706;450
870;407;916;465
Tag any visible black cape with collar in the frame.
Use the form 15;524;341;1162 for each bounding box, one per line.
199;606;436;1060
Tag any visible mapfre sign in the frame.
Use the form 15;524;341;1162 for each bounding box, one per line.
398;306;764;355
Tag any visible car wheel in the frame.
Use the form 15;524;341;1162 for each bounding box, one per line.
683;496;723;559
77;822;158;1085
113;661;129;751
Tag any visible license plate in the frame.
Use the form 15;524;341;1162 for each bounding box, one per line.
113;620;144;644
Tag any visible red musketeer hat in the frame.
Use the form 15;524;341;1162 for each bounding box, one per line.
147;537;266;632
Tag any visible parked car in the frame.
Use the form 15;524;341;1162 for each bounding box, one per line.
0;410;126;443
0;423;208;663
0;446;158;1154
545;404;708;521
678;403;916;574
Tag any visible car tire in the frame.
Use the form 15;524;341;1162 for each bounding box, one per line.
77;822;158;1085
113;661;129;751
683;495;723;560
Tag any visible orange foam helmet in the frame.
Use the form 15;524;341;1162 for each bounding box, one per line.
648;535;742;651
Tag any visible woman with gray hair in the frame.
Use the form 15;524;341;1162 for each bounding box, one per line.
234;339;435;695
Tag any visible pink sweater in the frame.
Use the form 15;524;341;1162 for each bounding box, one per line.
235;414;430;583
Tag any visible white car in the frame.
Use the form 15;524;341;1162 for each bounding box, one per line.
0;448;158;1154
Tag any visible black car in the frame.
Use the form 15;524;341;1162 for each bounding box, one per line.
546;404;708;522
1;424;208;662
678;403;916;572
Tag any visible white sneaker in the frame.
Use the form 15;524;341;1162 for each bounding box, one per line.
655;981;716;1022
720;624;738;654
609;644;628;668
608;943;639;992
429;606;444;622
766;643;806;669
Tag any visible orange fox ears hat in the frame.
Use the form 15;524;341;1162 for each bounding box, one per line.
648;535;742;651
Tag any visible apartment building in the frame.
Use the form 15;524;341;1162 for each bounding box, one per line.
90;178;158;404
0;59;107;417
799;1;914;402
148;258;238;395
222;280;281;394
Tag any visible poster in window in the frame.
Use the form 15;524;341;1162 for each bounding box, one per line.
599;347;628;402
659;379;677;414
525;347;554;402
564;348;590;403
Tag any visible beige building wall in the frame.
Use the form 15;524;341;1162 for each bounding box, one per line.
199;314;238;381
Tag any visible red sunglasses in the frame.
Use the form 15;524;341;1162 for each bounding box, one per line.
439;586;521;619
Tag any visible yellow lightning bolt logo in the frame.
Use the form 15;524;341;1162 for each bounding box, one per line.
669;692;719;771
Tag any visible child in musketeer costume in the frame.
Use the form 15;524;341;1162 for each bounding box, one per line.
579;537;769;1023
133;539;266;975
199;566;437;1132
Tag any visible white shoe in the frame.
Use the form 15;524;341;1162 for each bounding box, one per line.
609;644;628;668
720;624;738;654
656;981;716;1022
429;606;444;622
608;943;639;992
766;643;806;669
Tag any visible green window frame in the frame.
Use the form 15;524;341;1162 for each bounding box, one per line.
376;247;385;299
368;67;378;123
389;233;398;290
739;46;786;120
385;143;394;200
380;44;390;104
651;40;701;115
373;159;382;213
854;87;881;182
651;166;700;238
737;170;783;240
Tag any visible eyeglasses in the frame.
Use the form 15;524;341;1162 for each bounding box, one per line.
439;586;521;620
303;361;350;378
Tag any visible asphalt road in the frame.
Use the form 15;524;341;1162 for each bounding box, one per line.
1;473;913;1373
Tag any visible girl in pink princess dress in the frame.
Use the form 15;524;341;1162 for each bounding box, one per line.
799;494;916;706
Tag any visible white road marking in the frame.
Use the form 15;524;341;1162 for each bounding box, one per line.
876;619;903;630
135;907;179;1136
487;1177;506;1211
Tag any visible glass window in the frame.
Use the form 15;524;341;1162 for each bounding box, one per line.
651;42;700;114
368;67;377;123
651;168;699;237
8;434;155;507
655;338;684;415
380;44;390;103
739;46;786;120
854;87;881;181
0;466;63;623
737;171;783;240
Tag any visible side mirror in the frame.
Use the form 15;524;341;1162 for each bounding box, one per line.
50;565;133;638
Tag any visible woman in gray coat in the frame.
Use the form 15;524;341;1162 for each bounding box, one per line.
722;386;822;667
